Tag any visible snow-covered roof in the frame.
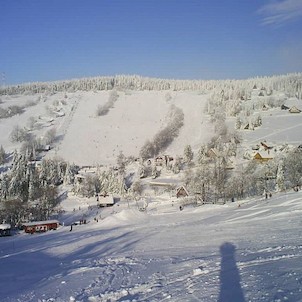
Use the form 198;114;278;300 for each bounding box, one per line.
289;106;301;113
98;195;114;205
253;151;274;161
22;220;59;227
0;223;11;230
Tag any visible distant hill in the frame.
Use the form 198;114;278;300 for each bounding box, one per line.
0;73;301;166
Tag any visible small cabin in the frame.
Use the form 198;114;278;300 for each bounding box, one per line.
22;220;59;234
253;152;273;163
207;148;218;158
176;186;189;198
0;224;11;236
289;106;301;113
98;194;114;207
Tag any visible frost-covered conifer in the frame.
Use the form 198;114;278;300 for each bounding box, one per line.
0;145;6;165
63;162;74;185
9;152;29;201
116;151;126;176
0;174;9;200
276;161;285;192
235;117;242;130
184;145;194;164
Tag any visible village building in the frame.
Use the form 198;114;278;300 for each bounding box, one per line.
176;185;189;198
97;193;114;207
0;223;11;236
22;220;59;234
206;148;219;159
289;106;301;113
253;152;273;163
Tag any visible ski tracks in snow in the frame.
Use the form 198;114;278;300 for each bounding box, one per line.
66;255;219;302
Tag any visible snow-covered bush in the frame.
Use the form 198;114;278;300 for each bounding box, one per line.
44;127;57;144
9;125;31;143
0;105;24;119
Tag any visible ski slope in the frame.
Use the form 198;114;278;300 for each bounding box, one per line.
0;90;212;166
1;190;302;301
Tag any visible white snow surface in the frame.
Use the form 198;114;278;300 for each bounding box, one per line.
2;89;302;301
1;192;302;301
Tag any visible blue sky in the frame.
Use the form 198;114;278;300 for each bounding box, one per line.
1;0;302;84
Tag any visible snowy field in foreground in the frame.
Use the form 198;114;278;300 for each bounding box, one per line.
1;190;302;301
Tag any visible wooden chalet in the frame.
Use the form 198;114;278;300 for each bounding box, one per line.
262;104;269;110
206;148;218;158
0;224;11;236
22;220;59;234
253;152;273;163
176;186;189;198
289;106;301;113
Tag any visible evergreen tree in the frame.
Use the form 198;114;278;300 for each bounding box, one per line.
172;156;182;174
9;152;29;202
28;168;41;201
0;145;5;165
0;174;9;200
184;145;194;164
235;117;242;130
63;162;74;185
116;151;126;176
276;161;285;192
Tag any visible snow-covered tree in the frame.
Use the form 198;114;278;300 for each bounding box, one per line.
284;150;302;187
96;89;119;116
8;151;29;201
0;174;9;200
116;151;126;176
276;161;285;192
140;140;155;160
130;180;143;197
172;156;182;174
9;125;30;143
44;127;57;144
0;145;6;165
184;145;194;164
197;145;207;165
28;168;41;201
63;162;75;185
235;117;242;130
151;163;159;179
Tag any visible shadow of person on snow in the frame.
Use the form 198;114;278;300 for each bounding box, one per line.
218;242;245;302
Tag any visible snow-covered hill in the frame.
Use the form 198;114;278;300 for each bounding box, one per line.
1;190;302;301
1;74;302;301
0;90;214;166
